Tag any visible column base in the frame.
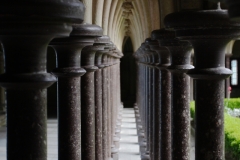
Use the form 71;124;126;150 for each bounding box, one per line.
111;147;119;160
139;139;147;153
113;136;120;148
141;152;150;160
138;131;145;143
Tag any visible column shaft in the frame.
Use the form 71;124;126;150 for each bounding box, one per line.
171;72;190;159
3;37;56;160
82;72;96;160
160;69;172;160
153;68;161;160
95;69;103;160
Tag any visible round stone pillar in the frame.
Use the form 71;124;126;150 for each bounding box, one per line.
165;6;240;160
156;29;193;160
151;29;172;160
81;25;105;160
142;44;156;160
134;48;148;154
0;1;84;159
94;36;111;160
101;50;111;160
50;23;99;160
145;38;161;160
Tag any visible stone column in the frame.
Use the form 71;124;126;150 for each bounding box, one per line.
50;23;98;160
155;29;193;160
111;50;122;156
81;25;105;160
134;49;148;155
101;51;111;160
107;50;118;160
110;54;120;160
146;37;171;160
107;52;113;159
94;36;111;160
145;39;161;160
167;41;193;160
139;44;152;160
165;7;240;159
0;1;84;159
151;30;173;160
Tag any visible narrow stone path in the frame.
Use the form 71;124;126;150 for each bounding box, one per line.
0;108;195;160
119;108;141;160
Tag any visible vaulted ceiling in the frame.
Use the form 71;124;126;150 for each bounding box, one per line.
80;0;161;52
80;0;226;52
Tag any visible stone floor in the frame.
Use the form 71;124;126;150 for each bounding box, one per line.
119;108;141;160
0;108;195;160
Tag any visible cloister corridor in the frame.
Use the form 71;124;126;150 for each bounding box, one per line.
0;0;240;160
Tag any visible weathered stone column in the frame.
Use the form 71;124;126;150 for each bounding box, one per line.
165;6;240;159
81;25;105;160
101;50;111;160
107;50;119;160
103;46;116;160
0;1;84;159
139;44;153;160
156;29;193;160
50;23;98;160
134;49;148;155
146;39;163;160
115;49;123;135
145;39;160;160
167;41;193;160
94;36;110;160
111;50;122;155
151;30;172;160
107;52;113;159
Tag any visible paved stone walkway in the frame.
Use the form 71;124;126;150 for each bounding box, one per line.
0;109;141;160
119;108;140;160
0;108;195;160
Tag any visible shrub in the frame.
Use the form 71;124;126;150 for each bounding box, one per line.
224;98;240;110
225;114;240;159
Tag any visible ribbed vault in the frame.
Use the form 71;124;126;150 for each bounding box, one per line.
80;0;160;52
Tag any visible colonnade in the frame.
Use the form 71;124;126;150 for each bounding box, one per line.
134;4;240;160
0;1;123;160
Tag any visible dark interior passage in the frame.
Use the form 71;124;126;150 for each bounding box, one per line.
120;37;136;108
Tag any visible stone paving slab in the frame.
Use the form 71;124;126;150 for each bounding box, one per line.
119;108;141;160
